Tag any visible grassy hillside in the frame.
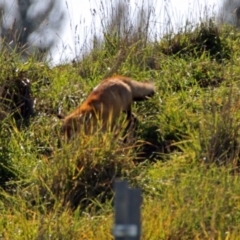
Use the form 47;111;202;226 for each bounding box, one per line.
0;14;240;240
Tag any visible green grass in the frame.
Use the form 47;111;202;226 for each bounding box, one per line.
1;1;240;239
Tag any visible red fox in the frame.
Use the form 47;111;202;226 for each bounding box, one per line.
58;75;155;140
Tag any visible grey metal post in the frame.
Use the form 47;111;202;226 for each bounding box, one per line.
128;188;142;240
113;179;142;240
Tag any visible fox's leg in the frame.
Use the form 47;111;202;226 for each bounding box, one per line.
124;107;133;130
123;108;139;143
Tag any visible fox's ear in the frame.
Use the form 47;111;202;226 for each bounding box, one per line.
57;113;65;120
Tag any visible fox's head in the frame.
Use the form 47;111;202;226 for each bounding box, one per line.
57;114;77;140
57;112;93;140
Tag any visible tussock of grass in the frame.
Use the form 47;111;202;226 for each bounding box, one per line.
32;131;138;210
159;20;231;62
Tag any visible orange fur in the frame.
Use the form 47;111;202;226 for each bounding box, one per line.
58;75;155;140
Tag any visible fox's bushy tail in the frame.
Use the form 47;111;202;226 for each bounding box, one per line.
123;79;155;101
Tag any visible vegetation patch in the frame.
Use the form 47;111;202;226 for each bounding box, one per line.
0;0;240;239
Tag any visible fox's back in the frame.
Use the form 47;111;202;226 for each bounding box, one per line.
85;78;132;113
